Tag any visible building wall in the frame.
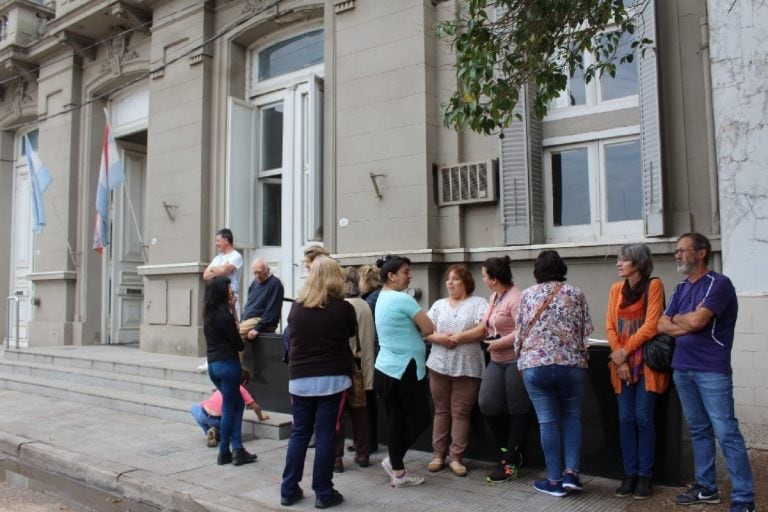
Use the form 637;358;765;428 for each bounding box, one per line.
707;0;768;448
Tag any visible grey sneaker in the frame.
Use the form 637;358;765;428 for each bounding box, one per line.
391;470;424;488
675;483;720;505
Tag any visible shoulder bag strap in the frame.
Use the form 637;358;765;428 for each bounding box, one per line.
518;282;564;342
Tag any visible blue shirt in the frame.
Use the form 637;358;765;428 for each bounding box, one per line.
665;271;738;373
374;290;426;379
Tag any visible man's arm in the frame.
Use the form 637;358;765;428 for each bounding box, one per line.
255;280;284;332
203;262;236;281
658;304;714;337
672;305;714;332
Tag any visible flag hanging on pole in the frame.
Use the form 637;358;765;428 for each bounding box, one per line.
23;134;53;233
92;111;126;253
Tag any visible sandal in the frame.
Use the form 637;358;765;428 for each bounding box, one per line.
449;460;467;477
427;457;444;472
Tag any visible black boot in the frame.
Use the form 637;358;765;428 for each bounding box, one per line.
217;451;232;465
614;475;637;497
633;476;652;499
232;448;258;466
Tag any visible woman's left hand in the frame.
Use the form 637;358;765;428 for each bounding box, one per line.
616;362;631;382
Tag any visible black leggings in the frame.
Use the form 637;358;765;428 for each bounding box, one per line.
377;360;431;471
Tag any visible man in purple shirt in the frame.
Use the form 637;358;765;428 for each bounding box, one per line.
658;233;754;512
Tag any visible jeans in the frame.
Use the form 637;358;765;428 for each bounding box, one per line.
616;376;658;477
522;365;586;482
208;359;244;454
429;370;481;461
378;360;431;471
673;370;754;504
190;404;221;434
281;392;344;501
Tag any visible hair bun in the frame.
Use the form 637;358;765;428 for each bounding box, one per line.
501;255;511;265
375;258;386;268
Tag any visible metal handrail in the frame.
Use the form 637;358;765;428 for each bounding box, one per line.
5;296;19;349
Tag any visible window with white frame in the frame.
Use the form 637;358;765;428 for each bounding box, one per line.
544;136;642;242
550;31;638;113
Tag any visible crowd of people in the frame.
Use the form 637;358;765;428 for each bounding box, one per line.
197;230;755;512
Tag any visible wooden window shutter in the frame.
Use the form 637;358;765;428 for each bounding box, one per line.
638;0;665;237
226;97;257;248
500;85;544;245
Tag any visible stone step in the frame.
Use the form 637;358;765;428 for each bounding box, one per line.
0;347;292;440
0;358;213;403
0;369;291;440
3;347;210;385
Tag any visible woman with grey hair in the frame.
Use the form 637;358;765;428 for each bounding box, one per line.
606;243;669;499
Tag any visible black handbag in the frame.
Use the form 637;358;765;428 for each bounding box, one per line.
642;334;675;372
641;278;674;372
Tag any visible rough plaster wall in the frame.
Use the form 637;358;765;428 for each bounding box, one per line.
708;0;768;292
707;0;768;447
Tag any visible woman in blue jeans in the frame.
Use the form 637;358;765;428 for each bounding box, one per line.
605;244;669;499
515;250;593;497
280;256;357;509
203;276;257;466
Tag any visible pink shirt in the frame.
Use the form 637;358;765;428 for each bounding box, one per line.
201;385;255;416
482;285;522;363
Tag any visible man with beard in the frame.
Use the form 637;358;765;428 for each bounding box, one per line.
658;233;754;512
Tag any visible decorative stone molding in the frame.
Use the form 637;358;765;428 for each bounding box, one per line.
2;77;34;117
334;0;355;14
188;52;210;66
243;0;270;15
111;1;152;34
56;30;96;60
100;26;140;75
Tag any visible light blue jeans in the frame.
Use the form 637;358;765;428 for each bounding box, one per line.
522;365;586;482
673;370;754;504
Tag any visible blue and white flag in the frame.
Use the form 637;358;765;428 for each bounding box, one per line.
92;113;125;253
23;134;53;233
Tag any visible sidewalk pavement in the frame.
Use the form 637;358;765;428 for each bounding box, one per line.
0;388;765;512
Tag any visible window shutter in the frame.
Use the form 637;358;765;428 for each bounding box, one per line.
226;97;257;248
500;85;544;245
638;0;664;236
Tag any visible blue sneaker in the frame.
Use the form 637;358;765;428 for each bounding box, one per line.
562;471;583;492
675;483;720;505
533;479;567;497
730;502;756;512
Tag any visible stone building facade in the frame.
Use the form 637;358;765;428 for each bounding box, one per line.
0;0;765;446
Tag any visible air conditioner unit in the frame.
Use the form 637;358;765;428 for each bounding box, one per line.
437;159;498;206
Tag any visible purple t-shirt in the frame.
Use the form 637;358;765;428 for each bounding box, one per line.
665;271;737;373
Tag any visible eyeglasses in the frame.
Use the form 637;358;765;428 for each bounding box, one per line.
674;248;697;255
253;269;267;275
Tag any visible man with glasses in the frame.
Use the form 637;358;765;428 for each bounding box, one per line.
658;233;755;512
240;258;284;341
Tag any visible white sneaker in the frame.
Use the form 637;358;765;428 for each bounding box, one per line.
391;470;424;488
381;457;394;478
197;359;208;372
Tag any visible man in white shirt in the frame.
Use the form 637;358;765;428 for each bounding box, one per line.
199;228;243;371
203;228;244;312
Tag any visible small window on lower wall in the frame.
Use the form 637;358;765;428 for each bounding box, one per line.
545;136;642;243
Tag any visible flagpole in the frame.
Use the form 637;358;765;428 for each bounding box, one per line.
49;199;79;270
123;186;148;262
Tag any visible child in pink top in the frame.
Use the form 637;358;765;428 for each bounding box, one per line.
191;386;269;447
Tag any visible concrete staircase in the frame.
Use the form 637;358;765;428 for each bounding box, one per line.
0;345;292;440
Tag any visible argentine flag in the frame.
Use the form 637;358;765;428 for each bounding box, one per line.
23;134;53;233
92;114;126;253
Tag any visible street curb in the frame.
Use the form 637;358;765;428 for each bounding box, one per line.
0;431;278;512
